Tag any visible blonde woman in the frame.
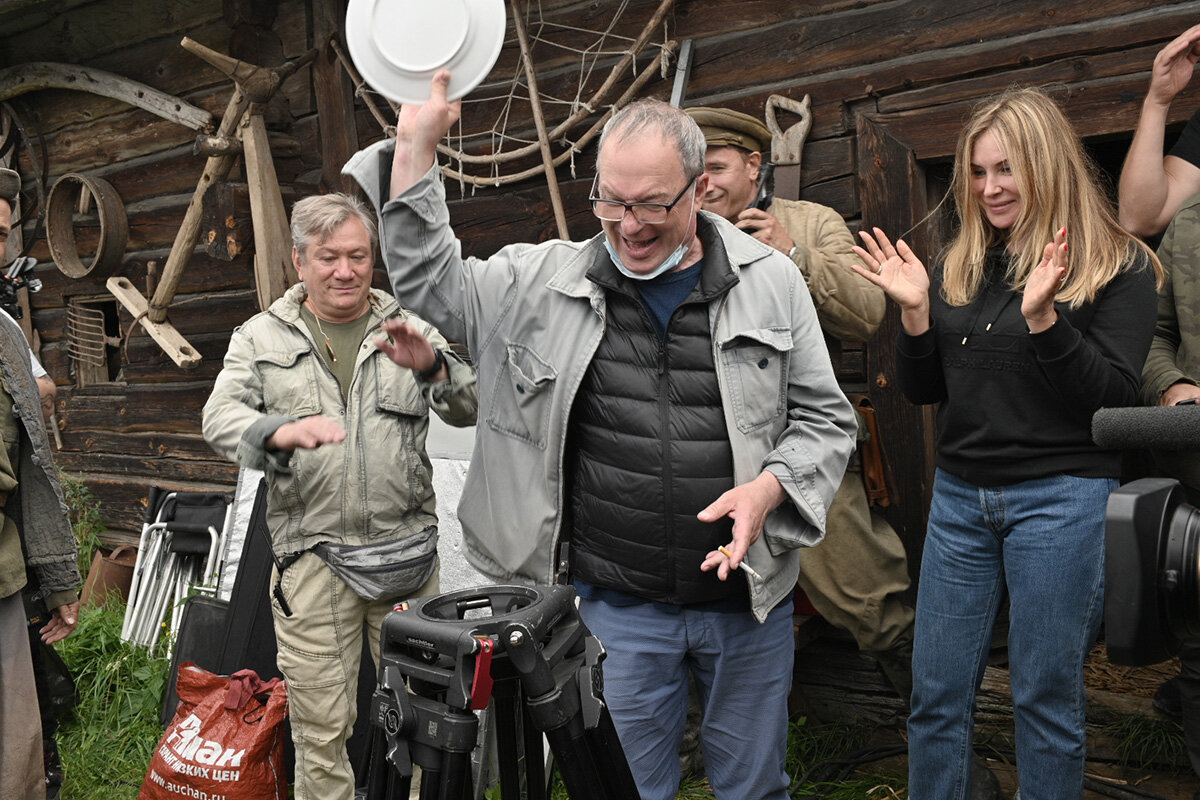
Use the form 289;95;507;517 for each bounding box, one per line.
853;88;1161;799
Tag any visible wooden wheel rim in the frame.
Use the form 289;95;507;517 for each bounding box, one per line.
47;172;127;279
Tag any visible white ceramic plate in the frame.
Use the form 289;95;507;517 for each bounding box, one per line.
345;0;507;106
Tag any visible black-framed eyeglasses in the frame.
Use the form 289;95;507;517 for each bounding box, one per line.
589;175;697;224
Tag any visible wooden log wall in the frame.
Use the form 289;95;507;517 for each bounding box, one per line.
0;0;322;539
0;0;1197;556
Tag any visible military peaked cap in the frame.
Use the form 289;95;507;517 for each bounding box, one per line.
0;168;18;206
685;107;772;154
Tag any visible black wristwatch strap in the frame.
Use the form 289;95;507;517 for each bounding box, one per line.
416;349;446;381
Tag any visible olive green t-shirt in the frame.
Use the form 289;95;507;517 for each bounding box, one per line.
299;305;371;403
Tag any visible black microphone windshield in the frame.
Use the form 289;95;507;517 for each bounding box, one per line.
1092;405;1200;451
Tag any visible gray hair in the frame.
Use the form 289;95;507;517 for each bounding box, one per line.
596;98;707;181
290;193;378;260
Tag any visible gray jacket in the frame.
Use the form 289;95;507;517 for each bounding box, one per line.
345;143;856;622
0;312;79;605
202;284;478;555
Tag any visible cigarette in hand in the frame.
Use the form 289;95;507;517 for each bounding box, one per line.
718;545;762;581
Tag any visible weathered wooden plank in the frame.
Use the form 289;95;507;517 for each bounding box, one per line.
312;0;359;193
58;429;221;461
871;72;1190;164
68;472;237;543
50;132;310;209
201;181;254;261
37;331;230;386
30;249;256;310
0;0;96;40
3;0;223;67
799;136;854;191
677;0;1186;101
18;86;232;176
681;2;1200;143
800;175;857;221
34;289;258;343
55;382;214;434
54;450;237;483
876;43;1162;116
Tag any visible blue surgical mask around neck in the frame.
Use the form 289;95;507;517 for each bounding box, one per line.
604;238;691;281
602;191;697;281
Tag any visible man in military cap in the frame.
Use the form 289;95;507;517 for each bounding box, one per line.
0;166;81;800
685;106;916;697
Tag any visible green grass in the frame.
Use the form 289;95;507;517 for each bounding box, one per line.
541;717;909;799
785;717;908;799
58;600;169;800
1101;712;1188;773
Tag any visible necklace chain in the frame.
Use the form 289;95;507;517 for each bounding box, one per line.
305;299;338;363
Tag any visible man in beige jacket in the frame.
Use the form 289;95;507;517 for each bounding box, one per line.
203;193;477;800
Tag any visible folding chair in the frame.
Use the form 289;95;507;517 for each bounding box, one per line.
121;487;233;652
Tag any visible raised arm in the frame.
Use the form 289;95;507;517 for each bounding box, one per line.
1119;25;1200;237
390;71;460;199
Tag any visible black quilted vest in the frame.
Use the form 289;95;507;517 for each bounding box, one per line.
568;220;746;605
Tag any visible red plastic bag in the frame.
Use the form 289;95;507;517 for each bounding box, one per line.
140;663;289;800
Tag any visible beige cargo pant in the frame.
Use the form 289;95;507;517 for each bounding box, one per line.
796;466;914;654
272;550;439;800
0;589;43;800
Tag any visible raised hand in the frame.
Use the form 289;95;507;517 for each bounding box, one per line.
1022;226;1067;333
1148;24;1200;109
374;317;441;376
850;227;931;333
391;70;463;197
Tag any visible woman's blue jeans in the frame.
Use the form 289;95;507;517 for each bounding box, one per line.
907;469;1114;800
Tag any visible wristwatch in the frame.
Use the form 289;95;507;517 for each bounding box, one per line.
416;349;446;381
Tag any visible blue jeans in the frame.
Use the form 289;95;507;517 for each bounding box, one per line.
578;598;793;800
907;470;1113;800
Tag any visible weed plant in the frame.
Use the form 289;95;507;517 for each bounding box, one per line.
57;600;170;800
1102;712;1188;773
59;470;104;578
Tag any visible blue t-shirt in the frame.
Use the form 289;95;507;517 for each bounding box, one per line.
637;260;703;337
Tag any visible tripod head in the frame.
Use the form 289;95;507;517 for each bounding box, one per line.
365;584;633;800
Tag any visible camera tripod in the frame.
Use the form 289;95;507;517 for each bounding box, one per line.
361;584;638;800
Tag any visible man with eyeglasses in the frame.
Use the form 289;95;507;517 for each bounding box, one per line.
346;72;855;800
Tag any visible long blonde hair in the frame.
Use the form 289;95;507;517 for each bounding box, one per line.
941;88;1160;307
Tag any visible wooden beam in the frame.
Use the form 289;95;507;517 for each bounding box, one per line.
856;114;938;586
312;0;358;194
147;87;250;323
241;112;296;310
106;276;202;369
0;62;213;131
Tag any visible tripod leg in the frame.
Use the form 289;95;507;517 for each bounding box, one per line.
581;706;639;799
363;723;412;800
522;700;547;800
490;683;523;799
